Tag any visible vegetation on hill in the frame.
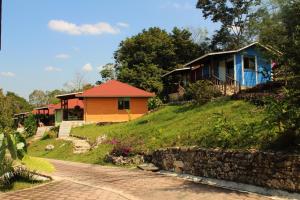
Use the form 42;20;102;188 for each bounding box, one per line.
71;98;277;152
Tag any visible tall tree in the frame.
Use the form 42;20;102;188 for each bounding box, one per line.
114;27;204;93
196;0;262;50
257;0;300;149
100;63;116;81
29;90;48;107
64;72;87;92
0;90;13;128
6;92;32;114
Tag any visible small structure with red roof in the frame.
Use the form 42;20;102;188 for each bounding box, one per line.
77;80;154;122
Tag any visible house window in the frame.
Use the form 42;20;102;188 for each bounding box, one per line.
118;97;130;110
243;56;256;70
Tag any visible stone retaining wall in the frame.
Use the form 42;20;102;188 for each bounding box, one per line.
151;147;300;192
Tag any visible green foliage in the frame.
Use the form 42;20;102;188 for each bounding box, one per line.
0;129;27;162
29;90;48;107
70;99;272;153
148;97;163;110
28;139;113;165
21;156;55;173
100;63;116;81
115;27;205;94
0;90;14;129
196;0;262;50
24;115;37;137
41;130;58;140
6;92;32;115
263;88;300;150
185;80;222;105
257;0;300;150
0;163;39;191
41;126;59;140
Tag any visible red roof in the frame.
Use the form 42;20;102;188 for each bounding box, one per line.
77;80;155;98
32;99;84;115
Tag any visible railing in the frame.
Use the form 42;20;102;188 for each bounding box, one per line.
211;74;241;95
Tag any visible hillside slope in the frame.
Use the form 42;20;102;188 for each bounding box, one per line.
71;98;274;152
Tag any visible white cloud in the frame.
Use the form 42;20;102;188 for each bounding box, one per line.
82;63;93;72
117;22;129;28
161;2;194;10
48;20;120;35
45;66;62;72
56;54;70;59
0;72;15;77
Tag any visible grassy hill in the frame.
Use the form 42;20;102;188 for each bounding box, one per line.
71;97;274;151
28;98;278;164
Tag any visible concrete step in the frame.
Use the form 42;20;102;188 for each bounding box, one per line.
62;136;91;154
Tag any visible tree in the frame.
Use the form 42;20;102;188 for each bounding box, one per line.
6;92;32;114
0;90;13;129
257;0;300;150
196;0;262;50
29;90;48;107
46;89;64;105
171;27;206;67
100;63;116;81
114;27;205;93
64;72;87;92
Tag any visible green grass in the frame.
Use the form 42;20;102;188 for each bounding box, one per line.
72;98;273;151
21;155;55;173
0;180;46;192
28;98;277;164
28;139;112;164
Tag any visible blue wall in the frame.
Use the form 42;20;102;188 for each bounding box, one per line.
235;46;272;87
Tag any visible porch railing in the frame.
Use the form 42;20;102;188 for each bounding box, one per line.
211;74;241;95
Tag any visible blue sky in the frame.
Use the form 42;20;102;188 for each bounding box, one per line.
0;0;218;98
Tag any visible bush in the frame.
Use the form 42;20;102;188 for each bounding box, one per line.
41;130;57;140
24;115;37;137
107;138;136;157
185;80;222;105
148;97;163;110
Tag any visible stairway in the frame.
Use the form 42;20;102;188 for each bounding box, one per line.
33;126;53;140
58;121;84;138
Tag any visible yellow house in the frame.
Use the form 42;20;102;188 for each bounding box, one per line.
76;80;155;123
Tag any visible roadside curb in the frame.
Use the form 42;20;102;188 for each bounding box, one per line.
159;171;300;200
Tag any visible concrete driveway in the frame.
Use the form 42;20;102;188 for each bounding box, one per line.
1;159;272;200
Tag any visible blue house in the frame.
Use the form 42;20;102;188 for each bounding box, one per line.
162;42;277;98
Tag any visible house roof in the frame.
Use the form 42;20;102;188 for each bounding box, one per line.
56;92;83;100
32;99;84;115
161;67;191;78
77;80;155;98
162;42;280;77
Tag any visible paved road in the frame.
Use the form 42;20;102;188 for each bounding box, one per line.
1;159;272;200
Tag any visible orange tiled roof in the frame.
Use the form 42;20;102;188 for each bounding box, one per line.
77;80;155;98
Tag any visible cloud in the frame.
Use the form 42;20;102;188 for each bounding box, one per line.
82;63;93;72
117;22;129;28
161;2;194;10
45;66;62;72
0;72;15;77
48;20;120;35
56;54;70;59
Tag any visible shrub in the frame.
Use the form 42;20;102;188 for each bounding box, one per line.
41;130;57;140
24;114;37;138
108;138;135;157
148;97;163;110
185;80;222;105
